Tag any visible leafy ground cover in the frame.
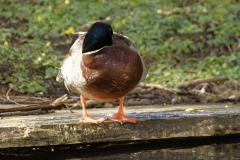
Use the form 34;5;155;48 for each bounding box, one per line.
0;0;239;94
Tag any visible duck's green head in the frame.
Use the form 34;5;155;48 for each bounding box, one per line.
82;22;113;53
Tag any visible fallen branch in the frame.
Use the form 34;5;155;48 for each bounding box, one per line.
138;83;176;93
51;94;68;106
0;100;52;104
177;77;229;88
0;109;55;116
0;94;68;114
0;96;78;104
0;103;62;113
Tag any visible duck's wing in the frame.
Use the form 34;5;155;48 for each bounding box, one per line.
112;32;148;82
56;32;87;82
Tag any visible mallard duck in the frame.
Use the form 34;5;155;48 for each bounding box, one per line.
56;22;147;124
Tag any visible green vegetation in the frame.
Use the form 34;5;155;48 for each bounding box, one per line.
0;0;239;94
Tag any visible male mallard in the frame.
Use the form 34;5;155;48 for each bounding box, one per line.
56;22;147;124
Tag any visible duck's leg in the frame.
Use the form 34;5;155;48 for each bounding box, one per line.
80;95;105;124
108;97;136;124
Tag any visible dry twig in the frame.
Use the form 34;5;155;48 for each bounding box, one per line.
5;80;29;106
138;82;176;93
177;77;229;88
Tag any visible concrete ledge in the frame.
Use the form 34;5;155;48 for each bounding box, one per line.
0;104;240;148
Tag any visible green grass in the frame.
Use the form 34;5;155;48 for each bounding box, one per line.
0;0;239;94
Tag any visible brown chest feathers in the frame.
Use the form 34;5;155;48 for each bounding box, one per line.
81;44;143;101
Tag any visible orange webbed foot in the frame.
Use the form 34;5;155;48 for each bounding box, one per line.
80;95;105;124
80;116;105;124
108;97;137;124
108;114;136;124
